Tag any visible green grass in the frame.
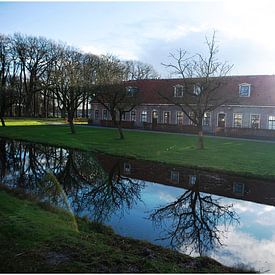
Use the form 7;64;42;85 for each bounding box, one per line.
4;117;88;126
0;123;275;178
0;187;243;273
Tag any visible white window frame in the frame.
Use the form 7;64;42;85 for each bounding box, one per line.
123;162;131;174
217;112;226;127
189;175;197;185
163;111;171;124
95;109;99;120
203;112;211;126
130;110;136;121
233;113;243;128
173;85;184;97
170;171;179;183
239;83;251;97
193;84;202;95
140;111;148;123
102;109;108;120
176;111;184;125
121;112;127;121
126;86;139;97
233;182;245;195
268;115;275;130
250;114;261;129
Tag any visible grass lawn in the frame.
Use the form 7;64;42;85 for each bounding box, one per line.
4;117;88;126
0;187;243;273
0;123;275;178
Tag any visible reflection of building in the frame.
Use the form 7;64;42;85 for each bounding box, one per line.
90;75;275;138
95;152;275;207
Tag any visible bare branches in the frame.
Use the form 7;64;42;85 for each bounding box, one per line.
124;60;160;80
150;182;239;255
160;31;234;149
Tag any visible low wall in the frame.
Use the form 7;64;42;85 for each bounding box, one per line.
215;127;275;139
99;120;135;128
143;122;199;134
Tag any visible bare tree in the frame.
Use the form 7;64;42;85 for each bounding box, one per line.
92;55;141;139
13;33;57;117
160;32;234;149
124;60;160;80
50;46;97;134
92;82;141;139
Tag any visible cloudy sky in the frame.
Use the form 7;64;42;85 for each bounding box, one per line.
1;0;275;77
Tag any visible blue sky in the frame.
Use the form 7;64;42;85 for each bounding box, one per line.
1;1;275;77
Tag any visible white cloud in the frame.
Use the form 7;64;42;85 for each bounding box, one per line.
210;229;275;272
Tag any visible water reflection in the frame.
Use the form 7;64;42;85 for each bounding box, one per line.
0;139;143;222
1;138;275;271
150;179;239;255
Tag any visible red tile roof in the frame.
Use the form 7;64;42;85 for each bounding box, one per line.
127;75;275;106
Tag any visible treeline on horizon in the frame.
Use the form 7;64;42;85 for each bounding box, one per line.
0;32;159;124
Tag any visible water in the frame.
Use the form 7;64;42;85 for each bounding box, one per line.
0;138;275;272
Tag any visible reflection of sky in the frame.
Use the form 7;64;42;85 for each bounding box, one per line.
97;181;275;273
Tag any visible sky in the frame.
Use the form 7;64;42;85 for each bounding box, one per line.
1;0;275;77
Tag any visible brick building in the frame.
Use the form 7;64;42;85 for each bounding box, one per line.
90;75;275;136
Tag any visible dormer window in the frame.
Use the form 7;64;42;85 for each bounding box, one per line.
126;86;139;96
193;84;202;95
239;83;251;97
174;85;184;97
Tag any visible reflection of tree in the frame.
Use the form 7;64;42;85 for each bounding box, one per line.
0;139;7;179
0;139;144;223
85;161;144;222
150;181;239;255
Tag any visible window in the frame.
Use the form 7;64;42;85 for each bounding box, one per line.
124;163;131;174
233;113;243;128
171;171;179;183
163;112;170;124
193;84;202;95
239;83;251;97
121;112;126;121
95;110;99;120
233;182;245;195
176;112;184;125
174;85;184;97
131;110;136;121
203;112;211;126
126;86;139;96
189;112;196;125
189;175;197;185
102;109;108;120
250;114;260;129
141;111;147;122
268;116;275;130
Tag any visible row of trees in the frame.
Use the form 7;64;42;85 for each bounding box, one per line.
0;33;159;131
1;32;234;149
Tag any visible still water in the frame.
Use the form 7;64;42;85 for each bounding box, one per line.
0;138;275;272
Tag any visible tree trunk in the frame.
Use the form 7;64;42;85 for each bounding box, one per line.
68;114;76;134
111;112;124;140
0;116;6;127
197;127;204;150
117;123;124;139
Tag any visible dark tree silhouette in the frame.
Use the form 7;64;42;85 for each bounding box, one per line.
150;180;239;255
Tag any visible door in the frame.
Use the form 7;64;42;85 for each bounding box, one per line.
217;113;226;128
152;111;158;128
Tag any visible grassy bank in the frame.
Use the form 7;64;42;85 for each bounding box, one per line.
0;124;275;178
0;187;243;273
